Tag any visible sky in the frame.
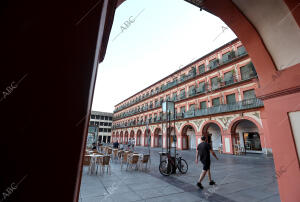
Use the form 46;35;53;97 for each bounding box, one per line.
92;0;237;112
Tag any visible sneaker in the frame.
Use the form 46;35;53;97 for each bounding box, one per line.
209;180;216;185
197;182;204;189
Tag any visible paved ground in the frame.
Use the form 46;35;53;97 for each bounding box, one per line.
79;146;280;202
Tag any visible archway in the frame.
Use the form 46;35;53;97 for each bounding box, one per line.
130;130;135;145
231;119;262;153
166;127;176;148
144;129;151;146
202;122;223;151
136;130;142;146
112;132;115;142
154;127;162;147
116;132;119;142
120;131;123;144
124;131;129;144
181;124;197;150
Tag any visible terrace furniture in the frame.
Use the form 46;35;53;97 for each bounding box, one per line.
112;149;118;161
118;150;124;161
120;151;132;170
85;153;103;175
97;155;111;175
126;154;139;171
139;154;150;171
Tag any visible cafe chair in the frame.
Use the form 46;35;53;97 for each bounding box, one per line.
126;155;139;171
97;155;111;175
139;154;150;171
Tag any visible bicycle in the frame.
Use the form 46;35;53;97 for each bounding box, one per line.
159;153;188;176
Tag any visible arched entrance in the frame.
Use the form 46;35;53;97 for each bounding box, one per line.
136;130;142;146
166;127;176;148
116;132;119;142
124;131;128;144
154;128;162;147
181;124;197;150
120;131;123;144
202;122;222;151
130;130;135;145
231;119;262;153
144;129;151;146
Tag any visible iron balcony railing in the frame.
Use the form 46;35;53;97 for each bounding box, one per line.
113;76;258;120
112;98;263;129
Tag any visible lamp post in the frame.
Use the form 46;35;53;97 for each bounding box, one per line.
162;101;176;156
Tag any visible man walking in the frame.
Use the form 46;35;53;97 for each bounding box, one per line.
195;136;218;189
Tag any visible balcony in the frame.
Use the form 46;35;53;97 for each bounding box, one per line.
185;98;263;118
113;50;250;113
112;98;263;129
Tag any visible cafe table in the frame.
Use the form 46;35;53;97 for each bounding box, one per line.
85;154;103;174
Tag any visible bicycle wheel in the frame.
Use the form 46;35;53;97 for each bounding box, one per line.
159;160;173;176
178;158;188;174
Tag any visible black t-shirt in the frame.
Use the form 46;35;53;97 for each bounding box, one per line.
197;142;211;163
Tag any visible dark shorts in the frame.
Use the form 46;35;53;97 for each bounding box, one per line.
201;160;210;171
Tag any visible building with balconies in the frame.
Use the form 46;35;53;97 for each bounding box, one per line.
112;38;272;155
89;111;113;144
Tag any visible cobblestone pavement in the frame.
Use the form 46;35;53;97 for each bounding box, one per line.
79;146;280;202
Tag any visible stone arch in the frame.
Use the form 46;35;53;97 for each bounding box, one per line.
201;120;224;151
180;124;197;150
136;129;142;146
130;130;134;138
144;128;151;146
228;116;263;135
124;131;129;144
180;122;198;135
120;131;124;144
229;116;263;153
153;127;163;147
200;120;225;135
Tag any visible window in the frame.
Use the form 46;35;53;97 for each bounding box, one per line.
104;128;107;132
210;77;219;89
99;128;103;132
189;85;196;96
240;62;257;80
180;74;186;82
104;122;108;126
96;115;100;119
237;45;247;56
90;121;95;125
91;115;95;119
226;93;236;104
209;58;219;69
198;82;206;93
172;92;177;101
222;51;235;63
200;101;207;109
180;106;186;113
160;97;164;104
105;116;108;120
109;117;112;120
212;97;220;106
189;104;195;111
100;116;104;120
188;67;196;78
108;129;111;132
198;64;205;74
243;89;256;100
155;99;158;107
180;89;186;99
224;71;234;85
100;122;104;126
166;95;170;101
